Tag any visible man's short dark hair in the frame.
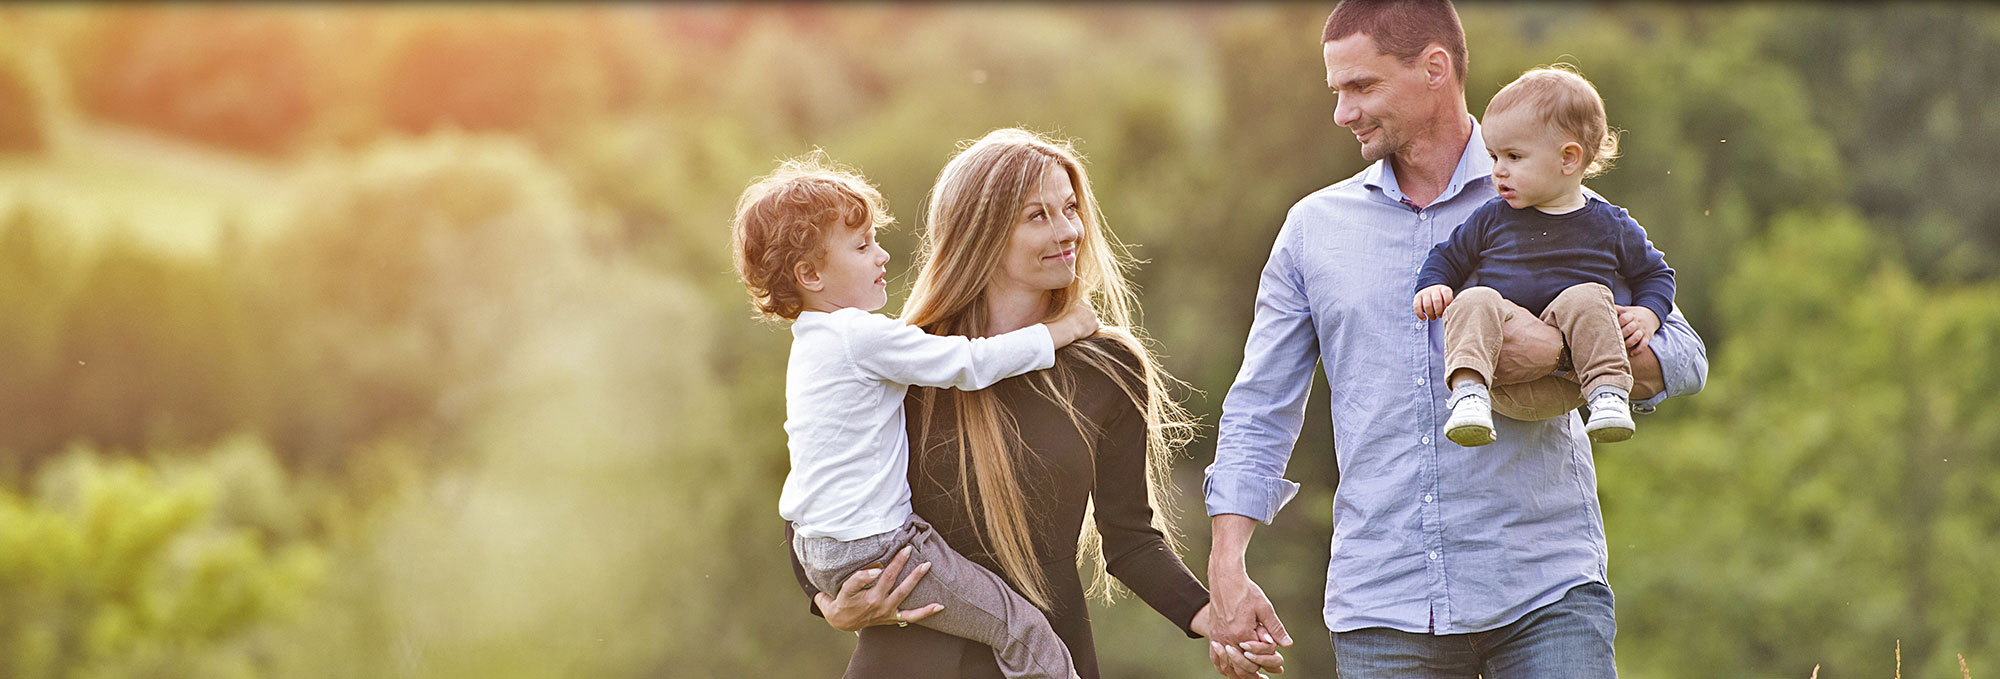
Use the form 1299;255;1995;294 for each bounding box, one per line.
1323;0;1468;86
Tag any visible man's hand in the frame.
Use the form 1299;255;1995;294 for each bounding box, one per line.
1494;301;1564;385
1413;285;1454;320
1207;515;1292;678
1617;305;1660;356
1207;567;1289;648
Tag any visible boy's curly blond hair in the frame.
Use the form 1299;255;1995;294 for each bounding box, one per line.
730;151;893;320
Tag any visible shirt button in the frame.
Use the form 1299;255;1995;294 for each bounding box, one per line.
1424;494;1434;503
1417;377;1427;386
1429;551;1441;561
1421;435;1433;445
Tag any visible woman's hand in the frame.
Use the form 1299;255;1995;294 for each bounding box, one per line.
1192;603;1286;678
814;546;944;633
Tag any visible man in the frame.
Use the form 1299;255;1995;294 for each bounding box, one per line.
1201;1;1708;677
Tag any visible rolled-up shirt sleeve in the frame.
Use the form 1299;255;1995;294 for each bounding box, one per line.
1204;218;1316;524
1588;189;1707;416
1633;303;1707;414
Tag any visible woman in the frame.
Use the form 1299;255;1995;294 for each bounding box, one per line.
788;129;1282;678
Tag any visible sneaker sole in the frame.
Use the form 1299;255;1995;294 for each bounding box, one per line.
1447;424;1496;447
1586;424;1633;443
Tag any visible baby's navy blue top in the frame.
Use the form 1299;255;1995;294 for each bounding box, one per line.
1416;196;1675;321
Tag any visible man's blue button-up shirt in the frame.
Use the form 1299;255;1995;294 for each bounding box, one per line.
1204;117;1708;635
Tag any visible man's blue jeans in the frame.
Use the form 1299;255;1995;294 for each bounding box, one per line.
1331;583;1617;679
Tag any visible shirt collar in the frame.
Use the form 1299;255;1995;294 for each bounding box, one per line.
1361;114;1492;206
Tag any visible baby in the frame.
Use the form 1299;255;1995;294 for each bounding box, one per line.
1413;65;1677;446
731;152;1090;679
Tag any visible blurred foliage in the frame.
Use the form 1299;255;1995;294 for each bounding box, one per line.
0;48;47;152
63;7;317;155
0;438;325;679
252;133;612;473
0;3;1993;679
1772;5;2000;282
1603;211;2000;678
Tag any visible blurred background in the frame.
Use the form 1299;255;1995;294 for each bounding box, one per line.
0;3;1994;678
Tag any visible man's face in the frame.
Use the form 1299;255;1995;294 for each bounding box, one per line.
1324;34;1434;163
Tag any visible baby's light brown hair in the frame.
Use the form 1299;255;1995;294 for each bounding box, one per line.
730;151;893;321
1486;64;1622;178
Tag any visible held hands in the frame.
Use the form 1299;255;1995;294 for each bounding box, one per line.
813;546;943;633
1202;566;1291;678
1413;285;1455;321
1047;298;1101;348
1203;621;1286;678
1617;305;1660;356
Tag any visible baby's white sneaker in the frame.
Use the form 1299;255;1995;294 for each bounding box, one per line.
1584;387;1635;443
1445;383;1496;447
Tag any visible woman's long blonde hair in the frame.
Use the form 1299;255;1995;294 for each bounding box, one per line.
901;128;1199;609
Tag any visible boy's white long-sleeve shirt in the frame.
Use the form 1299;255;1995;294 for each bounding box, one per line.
780;307;1056;540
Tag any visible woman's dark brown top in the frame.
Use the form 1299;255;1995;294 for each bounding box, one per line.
788;338;1211;679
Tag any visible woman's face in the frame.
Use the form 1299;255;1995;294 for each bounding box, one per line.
992;162;1082;297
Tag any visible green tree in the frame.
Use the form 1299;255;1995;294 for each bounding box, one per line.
57;237;267;457
1602;210;2000;679
1766;4;2000;282
253;133;606;473
62;7;316;155
0;206;75;472
0;41;48;153
0;442;325;679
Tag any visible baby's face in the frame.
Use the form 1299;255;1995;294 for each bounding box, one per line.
1482;107;1584;212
